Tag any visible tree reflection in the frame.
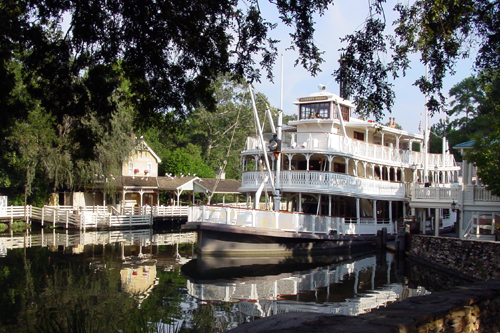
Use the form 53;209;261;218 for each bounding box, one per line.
0;245;232;333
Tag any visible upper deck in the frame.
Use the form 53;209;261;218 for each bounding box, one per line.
242;87;458;172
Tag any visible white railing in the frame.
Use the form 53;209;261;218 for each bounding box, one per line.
26;205;189;229
473;187;500;202
241;171;406;198
463;212;497;240
0;205;32;221
410;185;500;204
188;205;396;235
411;187;460;201
245;133;457;168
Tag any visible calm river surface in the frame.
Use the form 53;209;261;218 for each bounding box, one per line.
0;226;470;332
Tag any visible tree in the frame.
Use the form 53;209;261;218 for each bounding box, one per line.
187;77;273;180
7;107;57;204
464;70;500;195
447;76;485;127
336;0;500;119
163;144;216;179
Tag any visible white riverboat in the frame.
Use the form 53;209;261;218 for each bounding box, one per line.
184;84;461;255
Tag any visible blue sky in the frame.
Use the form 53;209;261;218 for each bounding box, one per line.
254;0;476;134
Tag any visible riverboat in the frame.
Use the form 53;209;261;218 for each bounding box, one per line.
184;84;460;255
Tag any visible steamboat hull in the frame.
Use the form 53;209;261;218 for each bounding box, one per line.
182;222;383;257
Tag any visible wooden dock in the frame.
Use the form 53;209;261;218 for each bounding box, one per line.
0;205;189;230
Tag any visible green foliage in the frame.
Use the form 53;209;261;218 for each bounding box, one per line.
336;17;394;121
464;70;500;196
164;144;216;178
337;0;500;117
440;71;500;194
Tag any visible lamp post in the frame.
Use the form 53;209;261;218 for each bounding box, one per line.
451;199;456;212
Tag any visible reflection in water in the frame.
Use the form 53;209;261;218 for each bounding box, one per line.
182;253;429;318
0;228;470;332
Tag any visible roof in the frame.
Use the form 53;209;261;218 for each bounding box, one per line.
91;176;159;189
120;176;159;188
194;178;242;194
157;176;199;191
293;89;356;108
134;138;162;163
453;140;475;149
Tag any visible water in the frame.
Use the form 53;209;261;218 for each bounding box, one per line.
0;227;471;332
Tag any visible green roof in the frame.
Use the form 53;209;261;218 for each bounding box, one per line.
453;140;475;149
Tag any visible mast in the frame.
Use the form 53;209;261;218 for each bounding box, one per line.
273;53;284;211
424;64;429;183
248;83;275;196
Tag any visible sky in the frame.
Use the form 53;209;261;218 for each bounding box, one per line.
253;0;477;135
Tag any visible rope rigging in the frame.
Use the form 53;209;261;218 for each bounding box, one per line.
207;92;246;204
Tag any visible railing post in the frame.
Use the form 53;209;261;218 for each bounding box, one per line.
226;207;231;225
66;211;69;229
53;209;56;228
41;207;45;227
201;205;206;222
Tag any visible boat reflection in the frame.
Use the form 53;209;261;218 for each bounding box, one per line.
182;253;429;317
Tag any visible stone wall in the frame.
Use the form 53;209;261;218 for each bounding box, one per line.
408;234;500;281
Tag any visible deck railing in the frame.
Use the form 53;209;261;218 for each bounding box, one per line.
410;185;500;204
188;205;396;235
411;187;460;201
241;170;405;198
245;133;457;168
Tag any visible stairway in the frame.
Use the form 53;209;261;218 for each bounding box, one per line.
463;212;497;241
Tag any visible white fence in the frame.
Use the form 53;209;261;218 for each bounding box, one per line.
188;205;395;235
0;205;32;223
0;205;189;229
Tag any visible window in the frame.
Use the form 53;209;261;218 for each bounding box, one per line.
300;103;330;119
331;104;350;121
340;105;350;121
128;162;133;176
146;163;152;174
354;131;365;141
